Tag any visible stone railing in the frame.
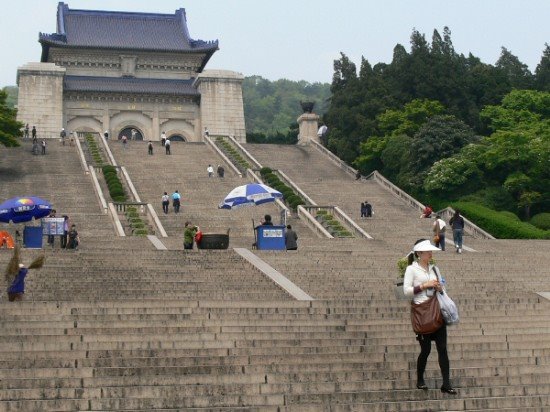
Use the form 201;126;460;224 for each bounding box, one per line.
297;205;333;239
309;140;495;239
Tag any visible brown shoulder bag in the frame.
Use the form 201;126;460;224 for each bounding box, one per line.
411;294;444;334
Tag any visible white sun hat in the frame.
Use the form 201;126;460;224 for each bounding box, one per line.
413;239;441;252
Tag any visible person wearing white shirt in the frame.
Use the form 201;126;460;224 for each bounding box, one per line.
207;164;214;177
433;214;447;251
403;239;456;395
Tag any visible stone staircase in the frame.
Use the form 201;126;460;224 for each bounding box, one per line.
0;139;549;411
107;140;315;249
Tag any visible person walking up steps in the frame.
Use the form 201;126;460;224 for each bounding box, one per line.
172;190;181;213
165;138;171;155
161;192;170;214
433;214;446;251
449;210;465;253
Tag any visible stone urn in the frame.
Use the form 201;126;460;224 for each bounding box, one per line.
300;101;315;114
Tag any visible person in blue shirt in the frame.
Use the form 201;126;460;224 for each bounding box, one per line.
172;190;181;213
8;263;28;302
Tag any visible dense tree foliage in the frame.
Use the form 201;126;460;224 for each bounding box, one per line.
323;27;549;220
0;89;22;147
424;90;550;217
242;76;330;142
324;27;548;164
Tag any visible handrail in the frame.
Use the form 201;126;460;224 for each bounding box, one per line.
276;169;316;206
108;202;126;236
226;134;262;169
73;132;89;174
147;203;168;238
297;205;333;239
88;166;108;212
97;132;117;167
204;135;243;177
120;167;141;203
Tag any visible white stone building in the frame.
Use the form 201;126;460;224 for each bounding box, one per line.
17;3;246;142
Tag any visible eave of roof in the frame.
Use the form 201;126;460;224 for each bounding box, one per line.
64;75;200;97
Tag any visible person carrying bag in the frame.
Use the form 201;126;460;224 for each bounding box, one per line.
403;239;457;395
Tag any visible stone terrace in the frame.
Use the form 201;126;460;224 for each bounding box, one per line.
0;138;549;411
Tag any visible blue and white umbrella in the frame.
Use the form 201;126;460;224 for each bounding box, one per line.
219;183;283;209
0;196;53;224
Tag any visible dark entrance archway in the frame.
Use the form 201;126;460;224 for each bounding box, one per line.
169;134;186;142
119;127;144;141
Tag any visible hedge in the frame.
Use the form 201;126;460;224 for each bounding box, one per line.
531;213;550;231
451;201;550;239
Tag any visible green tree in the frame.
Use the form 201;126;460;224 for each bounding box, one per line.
242;76;330;135
0;90;22;147
408;115;479;187
535;43;550;91
495;47;534;90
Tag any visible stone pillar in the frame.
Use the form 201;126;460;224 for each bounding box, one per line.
194;70;246;143
152;109;160;141
17;63;66;139
297;113;320;145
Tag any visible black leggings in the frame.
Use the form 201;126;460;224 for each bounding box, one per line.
417;325;450;387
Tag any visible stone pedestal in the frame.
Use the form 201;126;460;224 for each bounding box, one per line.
195;70;246;143
17;63;66;139
297;113;320;145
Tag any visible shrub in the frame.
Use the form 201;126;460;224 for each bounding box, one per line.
133;229;148;236
260;167;272;175
126;211;140;219
531;213;550;231
451;201;549;239
499;211;519;221
130;222;145;229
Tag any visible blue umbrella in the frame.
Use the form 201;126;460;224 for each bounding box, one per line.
219;183;283;210
0;196;53;223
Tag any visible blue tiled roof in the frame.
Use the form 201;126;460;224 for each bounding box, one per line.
64;76;199;96
40;3;218;54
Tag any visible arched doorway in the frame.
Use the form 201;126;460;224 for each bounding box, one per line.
118;127;143;141
169;134;186;142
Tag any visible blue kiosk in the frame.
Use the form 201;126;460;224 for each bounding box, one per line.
256;225;286;250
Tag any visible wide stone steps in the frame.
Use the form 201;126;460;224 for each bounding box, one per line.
107;140;316;247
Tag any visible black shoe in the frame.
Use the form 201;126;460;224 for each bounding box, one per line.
441;386;457;395
416;383;428;390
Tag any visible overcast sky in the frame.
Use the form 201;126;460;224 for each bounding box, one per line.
1;0;549;86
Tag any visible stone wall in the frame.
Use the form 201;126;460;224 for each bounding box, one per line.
195;70;246;143
17;63;66;139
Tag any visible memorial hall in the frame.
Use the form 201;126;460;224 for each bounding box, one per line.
16;2;246;142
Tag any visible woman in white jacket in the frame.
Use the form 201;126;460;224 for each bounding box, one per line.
403;239;457;395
